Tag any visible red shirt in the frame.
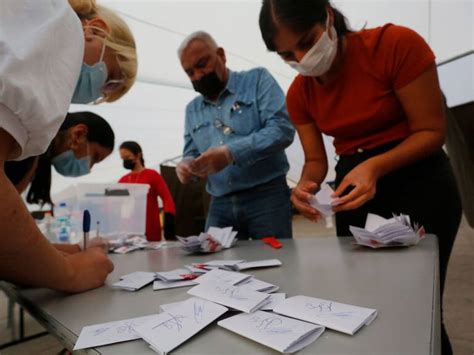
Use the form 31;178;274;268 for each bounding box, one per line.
119;168;176;241
286;24;436;155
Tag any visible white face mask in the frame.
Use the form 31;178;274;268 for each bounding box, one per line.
286;14;338;77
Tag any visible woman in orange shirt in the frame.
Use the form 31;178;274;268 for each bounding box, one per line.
118;141;176;241
259;1;461;353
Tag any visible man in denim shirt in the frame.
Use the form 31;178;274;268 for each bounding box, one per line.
176;31;295;239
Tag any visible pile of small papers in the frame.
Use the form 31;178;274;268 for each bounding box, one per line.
112;259;282;292
108;236;170;254
350;213;426;248
77;254;379;354
177;226;237;254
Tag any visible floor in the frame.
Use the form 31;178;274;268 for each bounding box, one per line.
1;216;473;354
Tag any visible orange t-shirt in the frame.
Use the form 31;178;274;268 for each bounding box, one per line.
286;24;436;155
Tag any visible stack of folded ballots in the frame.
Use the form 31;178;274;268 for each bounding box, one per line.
350;213;426;248
177;226;238;254
153;268;199;290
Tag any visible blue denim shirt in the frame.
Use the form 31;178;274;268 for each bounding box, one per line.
183;67;295;197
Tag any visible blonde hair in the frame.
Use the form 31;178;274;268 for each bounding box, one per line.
69;0;137;102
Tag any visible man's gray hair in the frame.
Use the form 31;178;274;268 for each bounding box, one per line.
177;31;218;59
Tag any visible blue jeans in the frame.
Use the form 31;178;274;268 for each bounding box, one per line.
205;176;292;239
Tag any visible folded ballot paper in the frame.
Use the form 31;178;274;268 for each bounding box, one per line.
350;213;426;248
218;311;325;354
232;259;282;271
273;296;377;335
188;281;271;313
112;272;156;291
192;259;282;272
74;314;160;350
194;269;253;286
309;183;336;217
133;297;228;354
193;260;245;271
177;226;238;254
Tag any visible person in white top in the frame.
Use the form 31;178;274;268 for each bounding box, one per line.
0;0;137;293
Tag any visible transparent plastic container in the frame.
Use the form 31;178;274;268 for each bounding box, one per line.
53;183;149;238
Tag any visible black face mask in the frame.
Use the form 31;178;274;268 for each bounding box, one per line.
192;71;225;99
123;159;136;170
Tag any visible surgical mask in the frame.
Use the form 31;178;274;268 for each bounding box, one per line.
287;14;338;77
192;71;225;98
123;159;136;170
51;149;91;177
71;40;108;104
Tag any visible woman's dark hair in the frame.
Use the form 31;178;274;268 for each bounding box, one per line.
11;111;115;206
259;0;351;51
120;141;145;166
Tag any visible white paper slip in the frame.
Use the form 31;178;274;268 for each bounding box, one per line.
73;314;159;350
218;311;325;354
194;269;252;286
112;272;156;291
188;281;270;313
153;280;197;291
240;278;279;293
155;268;197;282
273;296;377;335
309;183;335;217
260;293;286;311
207;226;236;248
133;297;228;354
194;260;245;269
233;259;282;271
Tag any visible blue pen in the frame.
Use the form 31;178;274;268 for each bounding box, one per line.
83;210;91;250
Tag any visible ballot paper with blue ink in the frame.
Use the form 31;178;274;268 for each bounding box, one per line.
273;295;377;335
218;310;325;354
132;297;228;354
73;314;159;350
187;281;271;313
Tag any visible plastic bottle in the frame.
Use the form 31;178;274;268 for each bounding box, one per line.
43;211;56;242
55;202;71;243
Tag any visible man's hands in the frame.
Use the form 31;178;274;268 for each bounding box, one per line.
176;146;233;183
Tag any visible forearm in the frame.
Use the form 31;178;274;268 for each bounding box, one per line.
0;170;75;291
300;160;328;186
368;130;444;179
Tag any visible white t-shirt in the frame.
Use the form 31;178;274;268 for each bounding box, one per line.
0;0;84;160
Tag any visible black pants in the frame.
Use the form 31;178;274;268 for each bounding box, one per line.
335;143;462;354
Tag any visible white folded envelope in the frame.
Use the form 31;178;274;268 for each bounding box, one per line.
112;272;156;291
273;295;377;335
218;310;325;354
153;279;197;291
133;297;228;354
187;281;270;313
73;314;159;350
194;269;252;286
232;259;282;271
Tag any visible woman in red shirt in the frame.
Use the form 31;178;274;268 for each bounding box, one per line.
118;141;176;241
259;1;461;353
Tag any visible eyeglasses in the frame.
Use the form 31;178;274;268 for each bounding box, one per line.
214;119;233;135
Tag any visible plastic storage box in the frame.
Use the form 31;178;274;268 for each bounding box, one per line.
53;183;149;238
